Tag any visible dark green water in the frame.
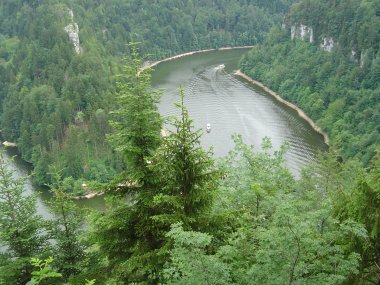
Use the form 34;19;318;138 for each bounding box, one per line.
5;48;326;215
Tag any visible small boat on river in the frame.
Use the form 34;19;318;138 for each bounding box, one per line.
217;64;225;70
206;123;211;133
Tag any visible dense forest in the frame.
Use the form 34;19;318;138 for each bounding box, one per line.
0;0;294;190
1;51;379;284
240;0;380;164
0;0;379;284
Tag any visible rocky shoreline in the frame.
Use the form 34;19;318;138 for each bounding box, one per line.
73;192;104;200
234;70;329;145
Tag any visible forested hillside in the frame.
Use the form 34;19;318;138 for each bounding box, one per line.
1;1;380;284
1;50;379;283
0;0;294;189
1;67;379;283
69;0;294;57
240;0;380;164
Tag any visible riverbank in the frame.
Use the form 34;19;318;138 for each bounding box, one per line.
146;47;328;146
234;70;329;145
143;46;255;70
73;191;104;200
2;141;17;147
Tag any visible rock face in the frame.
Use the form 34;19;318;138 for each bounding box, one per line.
64;9;81;54
291;24;314;43
291;24;336;53
320;37;334;52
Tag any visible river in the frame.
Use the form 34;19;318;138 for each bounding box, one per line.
151;48;327;175
4;48;327;215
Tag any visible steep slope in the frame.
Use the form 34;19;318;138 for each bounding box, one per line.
0;0;295;188
240;0;380;164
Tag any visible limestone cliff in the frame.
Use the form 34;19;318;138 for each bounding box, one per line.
64;9;81;54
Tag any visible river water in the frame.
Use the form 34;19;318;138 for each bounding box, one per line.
152;48;327;175
4;48;326;215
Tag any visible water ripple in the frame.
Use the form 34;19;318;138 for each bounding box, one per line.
155;56;327;177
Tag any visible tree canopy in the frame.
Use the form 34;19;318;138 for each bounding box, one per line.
240;0;380;164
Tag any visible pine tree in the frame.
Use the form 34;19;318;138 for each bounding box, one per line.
46;171;86;281
107;42;162;185
91;44;164;283
151;88;219;229
0;150;47;284
92;88;219;284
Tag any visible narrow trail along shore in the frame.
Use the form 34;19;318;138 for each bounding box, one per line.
234;70;329;145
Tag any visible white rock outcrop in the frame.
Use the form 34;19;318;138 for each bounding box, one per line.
350;49;358;62
290;24;338;54
320;37;334;52
360;51;367;68
291;24;314;43
64;9;81;54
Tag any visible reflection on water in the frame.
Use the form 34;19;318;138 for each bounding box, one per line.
152;49;327;176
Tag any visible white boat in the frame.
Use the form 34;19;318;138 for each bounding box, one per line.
217;64;225;70
206;123;211;133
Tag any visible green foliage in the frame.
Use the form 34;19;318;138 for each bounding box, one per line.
151;89;219;228
108;43;162;183
0;0;296;189
27;257;62;285
0;1;378;284
67;0;294;58
163;223;231;285
0;1;115;188
214;134;293;224
91;45;164;284
91;88;219;284
0;150;48;284
211;138;362;284
240;0;380;165
0;255;32;285
46;171;87;281
0;150;46;257
26;256;96;285
233;196;361;285
332;153;380;284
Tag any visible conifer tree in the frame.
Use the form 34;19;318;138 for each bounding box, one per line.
47;172;86;281
0;150;47;284
151;88;219;229
92;88;218;284
107;42;162;184
91;44;164;283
